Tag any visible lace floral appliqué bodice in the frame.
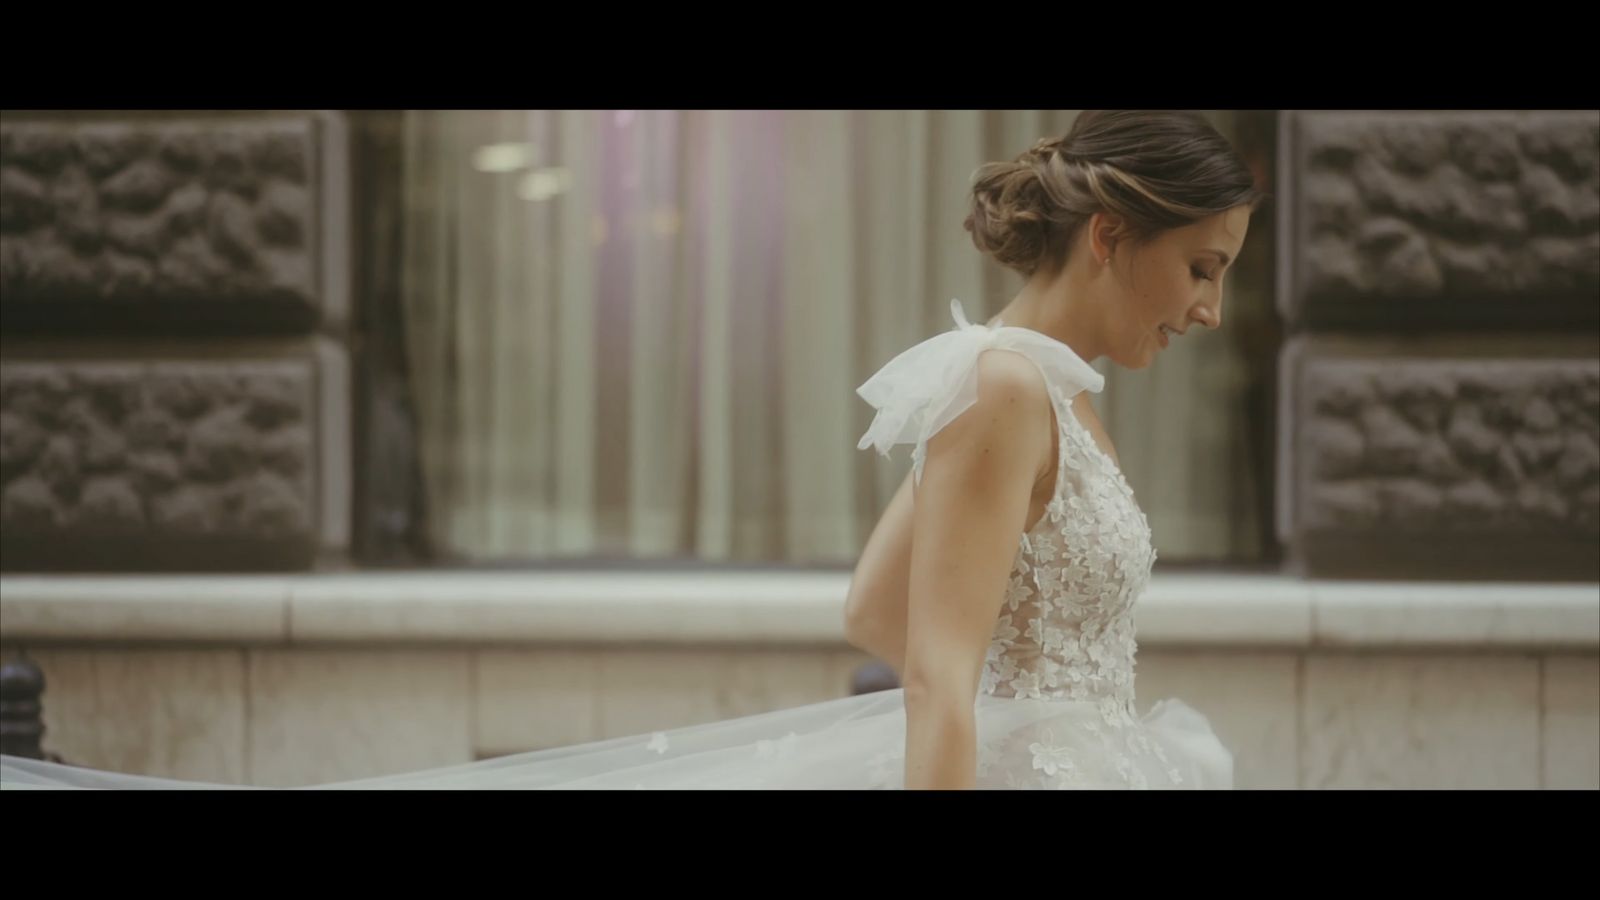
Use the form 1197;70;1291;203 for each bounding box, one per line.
981;376;1157;715
855;297;1157;719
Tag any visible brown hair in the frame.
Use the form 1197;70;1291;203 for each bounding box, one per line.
964;110;1267;278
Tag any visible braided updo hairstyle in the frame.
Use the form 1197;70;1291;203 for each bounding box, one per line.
964;110;1266;278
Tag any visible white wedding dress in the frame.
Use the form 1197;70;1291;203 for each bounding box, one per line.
1;298;1232;790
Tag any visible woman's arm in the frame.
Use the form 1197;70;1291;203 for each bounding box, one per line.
843;468;916;678
900;350;1051;789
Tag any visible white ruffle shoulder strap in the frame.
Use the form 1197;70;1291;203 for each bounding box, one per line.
856;298;1105;485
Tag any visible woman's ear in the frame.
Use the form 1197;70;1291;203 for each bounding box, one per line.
1087;211;1127;266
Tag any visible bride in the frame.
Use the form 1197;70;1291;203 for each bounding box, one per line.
2;110;1264;790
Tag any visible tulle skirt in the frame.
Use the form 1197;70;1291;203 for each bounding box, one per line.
1;688;1230;790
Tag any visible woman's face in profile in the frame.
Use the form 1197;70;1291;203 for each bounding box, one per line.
1109;205;1251;369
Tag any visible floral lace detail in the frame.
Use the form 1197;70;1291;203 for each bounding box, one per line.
960;357;1193;789
1029;729;1078;778
969;697;1191;790
979;379;1157;717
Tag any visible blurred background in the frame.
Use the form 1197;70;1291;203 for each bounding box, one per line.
0;109;1595;789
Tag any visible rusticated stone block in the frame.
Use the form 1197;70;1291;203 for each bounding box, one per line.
1283;340;1600;579
1;357;317;570
0;116;334;334
1283;111;1599;328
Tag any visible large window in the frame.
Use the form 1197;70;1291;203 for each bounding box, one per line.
366;110;1279;568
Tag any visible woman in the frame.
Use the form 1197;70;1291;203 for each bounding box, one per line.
847;109;1262;788
1;110;1264;790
